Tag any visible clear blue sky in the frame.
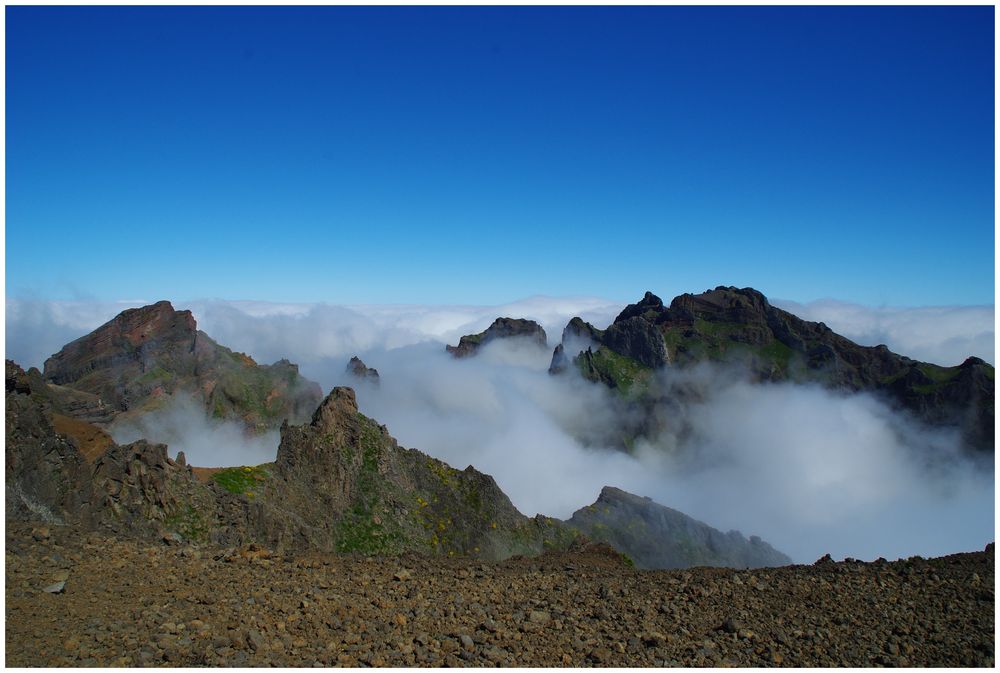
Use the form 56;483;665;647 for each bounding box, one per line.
6;6;995;306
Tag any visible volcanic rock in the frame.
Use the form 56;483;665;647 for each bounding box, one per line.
601;316;670;370
345;356;380;384
265;386;576;557
549;318;605;374
447;318;547;358
552;287;995;452
6;519;994;668
41;301;322;432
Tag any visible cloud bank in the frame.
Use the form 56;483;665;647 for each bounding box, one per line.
5;294;993;564
6;294;991;372
335;344;992;565
773;298;994;366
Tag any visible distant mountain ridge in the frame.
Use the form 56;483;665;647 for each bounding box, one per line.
550;286;994;452
566;486;791;570
447;317;548;358
42;300;322;432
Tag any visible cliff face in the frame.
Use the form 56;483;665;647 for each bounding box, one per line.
42;301;322;432
566;486;792;570
447;318;548;358
6;360;209;536
552;287;995;452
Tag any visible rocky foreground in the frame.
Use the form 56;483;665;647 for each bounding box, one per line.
6;522;994;668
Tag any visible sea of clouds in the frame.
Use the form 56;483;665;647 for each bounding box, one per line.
5;294;995;563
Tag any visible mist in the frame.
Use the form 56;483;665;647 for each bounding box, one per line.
773;298;995;366
329;342;992;564
109;395;280;468
7;295;992;372
4;295;994;563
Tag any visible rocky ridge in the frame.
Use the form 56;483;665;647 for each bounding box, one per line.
447;318;548;358
8;356;793;571
566;487;791;570
6;360;576;561
551;287;995;452
42;301;323;432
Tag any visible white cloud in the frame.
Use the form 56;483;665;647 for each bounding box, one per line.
5;294;993;564
109;394;279;468
773;298;994;366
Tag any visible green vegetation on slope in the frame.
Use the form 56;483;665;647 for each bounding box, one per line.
333;414;405;554
212;465;269;496
576;347;653;395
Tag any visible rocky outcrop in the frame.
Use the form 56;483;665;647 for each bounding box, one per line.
551;287;995;452
261;387;576;558
447;318;548;358
41;301;322;432
602;316;670;370
5;360;212;537
346;356;380;384
6;362;91;524
566;486;792;570
549;318;606;374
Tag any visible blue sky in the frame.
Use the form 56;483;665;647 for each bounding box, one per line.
6;6;995;306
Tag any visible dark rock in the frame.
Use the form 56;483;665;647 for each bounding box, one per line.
614;291;664;323
345;356;379;384
577;286;994;453
447;318;547;358
720;618;740;634
563;317;605;344
601;316;670;370
547;344;568;375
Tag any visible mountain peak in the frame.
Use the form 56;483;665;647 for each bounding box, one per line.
553;286;995;452
44;301;198;391
310;386;359;431
40;301;322;431
568;485;791;569
447;317;547;358
346;356;380;383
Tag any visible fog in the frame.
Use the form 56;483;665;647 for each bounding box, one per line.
5;295;994;563
109;395;280;468
773;298;995;366
323;341;992;564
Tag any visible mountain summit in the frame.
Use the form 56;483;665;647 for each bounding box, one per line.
553;286;994;452
447;318;548;358
43;301;322;432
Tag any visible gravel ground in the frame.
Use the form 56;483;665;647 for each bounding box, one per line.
5;521;994;667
